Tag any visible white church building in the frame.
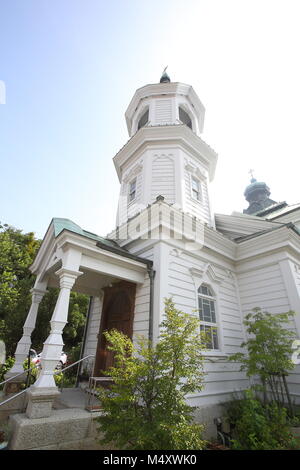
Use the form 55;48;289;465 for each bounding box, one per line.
7;71;300;441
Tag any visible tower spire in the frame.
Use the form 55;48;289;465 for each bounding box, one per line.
243;174;277;215
248;168;256;183
160;66;171;83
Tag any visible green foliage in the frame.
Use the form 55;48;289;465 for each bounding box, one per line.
97;298;207;450
0;223;40;355
226;390;296;450
22;358;39;387
229;308;296;406
0;221;89;357
0;356;15;387
64;297;87;346
32;290;89;353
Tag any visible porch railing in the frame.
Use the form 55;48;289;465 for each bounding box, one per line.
0;354;95;411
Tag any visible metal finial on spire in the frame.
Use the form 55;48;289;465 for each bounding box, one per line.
249;168;256;183
160;66;170;83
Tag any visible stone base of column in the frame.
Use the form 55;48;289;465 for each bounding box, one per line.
3;374;27;395
26;387;60;419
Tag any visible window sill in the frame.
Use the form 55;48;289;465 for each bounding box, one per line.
191;198;203;204
202;351;229;359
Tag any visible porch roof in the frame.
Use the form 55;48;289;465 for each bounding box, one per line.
52;218;119;249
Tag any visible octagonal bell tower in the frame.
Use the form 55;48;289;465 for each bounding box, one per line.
114;71;218;228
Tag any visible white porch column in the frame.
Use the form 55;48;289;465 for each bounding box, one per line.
5;286;47;382
26;267;82;418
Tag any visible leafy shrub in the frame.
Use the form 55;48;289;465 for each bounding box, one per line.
229;308;296;412
226;390;296;450
0;356;15;387
97;298;207;450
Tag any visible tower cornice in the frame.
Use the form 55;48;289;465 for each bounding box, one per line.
113;124;217;182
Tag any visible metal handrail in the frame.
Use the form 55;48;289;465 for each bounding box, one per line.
53;354;94;376
0;388;28;408
53;354;95;392
0;364;38;388
0;355;95;408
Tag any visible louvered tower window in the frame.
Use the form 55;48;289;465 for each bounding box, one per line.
137;109;149;130
179;106;192;130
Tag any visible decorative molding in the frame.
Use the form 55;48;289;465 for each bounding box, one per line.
184;159;207;181
123;161;143;184
169;248;183;258
189;266;206;279
189;263;225;287
206;264;225;285
294;263;300;274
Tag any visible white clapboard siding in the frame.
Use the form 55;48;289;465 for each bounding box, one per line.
286;366;300;402
167;251;248;402
151;154;175;204
133;273;150;342
294;264;300;292
238;263;297;331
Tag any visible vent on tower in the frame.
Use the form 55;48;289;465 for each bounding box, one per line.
155;99;172;124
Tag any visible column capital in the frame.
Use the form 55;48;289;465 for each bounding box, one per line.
30;287;48;303
55;267;83;289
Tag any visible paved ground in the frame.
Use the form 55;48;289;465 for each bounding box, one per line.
53;387;102;411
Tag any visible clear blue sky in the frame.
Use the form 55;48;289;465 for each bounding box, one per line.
1;0;300;239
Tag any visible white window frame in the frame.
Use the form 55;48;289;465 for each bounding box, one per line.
191;175;202;202
128;178;137;204
198;283;220;351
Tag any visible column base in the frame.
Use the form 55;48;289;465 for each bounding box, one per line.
26;387;60;419
3;373;27;395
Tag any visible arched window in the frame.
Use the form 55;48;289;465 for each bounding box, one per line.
137;109;149;130
198;284;219;350
179;106;192;130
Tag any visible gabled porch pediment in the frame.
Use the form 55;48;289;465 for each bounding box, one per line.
30;218;151;296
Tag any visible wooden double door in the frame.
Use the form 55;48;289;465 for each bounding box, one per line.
94;281;136;376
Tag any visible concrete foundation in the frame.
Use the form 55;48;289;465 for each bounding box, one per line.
0;390;28;424
193;403;227;440
9;408;107;450
6;386;228;449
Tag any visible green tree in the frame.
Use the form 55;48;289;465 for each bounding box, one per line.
229;308;296;412
97;298;207;450
0;223;40;355
0;222;89;357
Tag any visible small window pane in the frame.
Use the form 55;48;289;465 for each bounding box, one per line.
198;284;218;350
129;179;136;203
200;285;208;296
198;284;213;297
191;177;201;201
212;328;219;349
200;325;219;350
